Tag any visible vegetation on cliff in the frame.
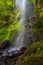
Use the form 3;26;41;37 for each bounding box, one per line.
0;0;43;65
0;0;20;46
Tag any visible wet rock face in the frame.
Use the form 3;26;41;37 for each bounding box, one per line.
1;49;19;58
7;50;20;58
1;47;27;58
19;47;27;55
0;47;27;65
23;16;38;47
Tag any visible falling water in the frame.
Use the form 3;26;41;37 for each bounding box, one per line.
14;0;26;48
14;0;35;49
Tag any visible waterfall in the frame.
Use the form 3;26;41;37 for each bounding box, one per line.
0;2;36;65
0;1;36;61
14;0;26;49
14;0;35;49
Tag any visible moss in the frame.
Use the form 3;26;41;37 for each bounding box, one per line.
27;40;43;55
17;55;43;65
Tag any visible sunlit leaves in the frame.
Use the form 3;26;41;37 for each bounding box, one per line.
7;0;13;6
0;28;10;40
8;22;20;31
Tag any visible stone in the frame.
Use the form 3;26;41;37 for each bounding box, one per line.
19;47;27;55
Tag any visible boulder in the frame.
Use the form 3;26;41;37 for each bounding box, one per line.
19;47;27;55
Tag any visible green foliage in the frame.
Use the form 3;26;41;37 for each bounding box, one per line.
32;21;43;35
28;40;43;55
0;0;20;42
0;28;10;40
32;0;43;35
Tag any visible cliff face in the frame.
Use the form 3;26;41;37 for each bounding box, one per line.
23;16;38;47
